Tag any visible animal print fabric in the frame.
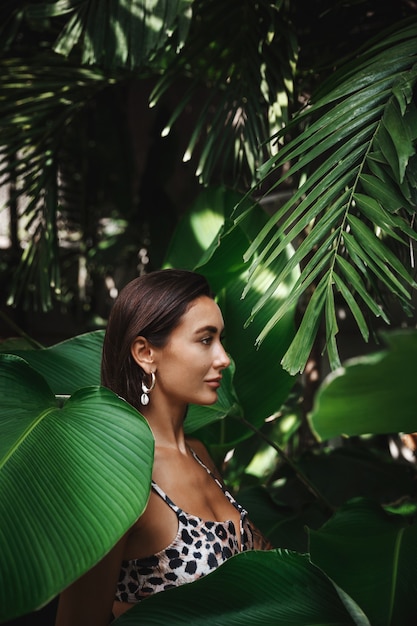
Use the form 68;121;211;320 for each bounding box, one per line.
115;450;255;603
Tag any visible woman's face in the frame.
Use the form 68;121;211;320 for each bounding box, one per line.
151;295;230;410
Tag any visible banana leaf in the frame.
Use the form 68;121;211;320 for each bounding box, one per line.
113;549;370;626
309;498;417;626
0;330;105;395
0;355;154;623
309;329;417;441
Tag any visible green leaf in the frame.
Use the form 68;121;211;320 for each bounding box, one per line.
309;498;417;626
246;195;345;311
375;123;400;181
237;485;329;553
354;192;417;242
0;355;154;622
347;214;416;294
150;1;294;184
0;57;111;311
359;173;410;213
50;0;194;69
163;186;229;275
244;20;417;374
244;142;363;265
309;329;417;440
2;330;104;395
325;282;341;371
382;98;414;182
333;272;369;342
256;90;385;186
335;250;389;322
114;549;369;626
281;274;328;375
393;67;417;114
216;267;296;443
342;230;409;310
253;245;334;344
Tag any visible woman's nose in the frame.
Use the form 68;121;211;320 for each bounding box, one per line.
216;343;231;370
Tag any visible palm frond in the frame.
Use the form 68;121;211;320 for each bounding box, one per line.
150;0;296;185
0;56;110;310
239;19;417;375
23;0;193;70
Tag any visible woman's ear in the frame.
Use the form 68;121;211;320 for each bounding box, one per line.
131;336;155;372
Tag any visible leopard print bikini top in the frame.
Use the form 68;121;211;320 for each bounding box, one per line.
115;450;255;603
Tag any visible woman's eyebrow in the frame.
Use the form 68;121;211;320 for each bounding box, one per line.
194;325;222;335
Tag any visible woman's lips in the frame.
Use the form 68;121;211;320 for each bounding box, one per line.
205;378;221;389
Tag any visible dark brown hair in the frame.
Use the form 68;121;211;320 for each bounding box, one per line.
101;269;213;411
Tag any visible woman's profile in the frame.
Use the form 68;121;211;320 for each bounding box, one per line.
55;268;271;625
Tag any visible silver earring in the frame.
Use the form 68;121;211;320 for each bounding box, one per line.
141;371;156;406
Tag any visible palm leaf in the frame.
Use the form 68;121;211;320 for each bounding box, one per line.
240;19;417;374
0;0;193;312
0;56;111;310
150;0;296;184
24;0;193;69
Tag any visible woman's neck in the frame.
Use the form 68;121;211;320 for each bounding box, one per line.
141;400;188;451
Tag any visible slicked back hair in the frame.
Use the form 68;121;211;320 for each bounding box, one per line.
101;269;213;411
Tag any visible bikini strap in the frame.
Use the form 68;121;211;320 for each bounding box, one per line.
151;448;245;516
188;447;244;513
151;480;182;514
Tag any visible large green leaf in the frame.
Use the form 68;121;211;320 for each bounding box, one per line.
309;329;417;441
114;549;370;625
1;330;104;395
237;484;329;553
219;269;296;436
0;355;154;623
309;498;417;626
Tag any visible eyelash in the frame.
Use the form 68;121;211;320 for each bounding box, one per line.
201;335;225;345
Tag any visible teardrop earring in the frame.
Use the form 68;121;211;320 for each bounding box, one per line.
141;371;156;406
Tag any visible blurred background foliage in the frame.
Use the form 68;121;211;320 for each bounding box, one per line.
1;0;415;337
1;1;417;624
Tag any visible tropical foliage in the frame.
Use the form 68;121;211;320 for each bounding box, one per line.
2;314;417;624
0;0;294;314
0;354;154;621
1;0;417;625
2;188;417;625
240;19;417;373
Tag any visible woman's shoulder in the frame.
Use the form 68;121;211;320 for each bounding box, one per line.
185;437;221;479
186;436;209;458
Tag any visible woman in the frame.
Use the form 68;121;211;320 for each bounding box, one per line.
55;269;271;626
